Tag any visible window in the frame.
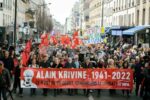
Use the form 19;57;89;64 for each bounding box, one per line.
132;1;134;6
3;14;5;26
137;10;139;25
132;13;134;26
0;3;2;8
137;0;140;5
128;14;131;26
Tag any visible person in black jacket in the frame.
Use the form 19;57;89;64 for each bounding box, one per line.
64;57;76;68
143;62;150;100
40;54;50;96
1;51;14;76
0;61;11;100
13;59;24;97
134;56;144;96
52;57;63;97
82;57;94;97
64;57;76;96
122;61;130;97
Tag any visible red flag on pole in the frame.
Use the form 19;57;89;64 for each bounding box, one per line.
39;33;49;48
73;31;78;39
21;39;32;67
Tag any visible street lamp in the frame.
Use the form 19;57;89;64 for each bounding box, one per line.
80;13;83;36
14;0;17;46
101;0;104;27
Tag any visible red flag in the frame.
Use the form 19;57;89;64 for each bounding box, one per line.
50;36;58;45
74;38;79;45
21;39;32;67
73;31;78;39
21;52;28;67
39;33;49;48
24;39;32;53
60;35;70;45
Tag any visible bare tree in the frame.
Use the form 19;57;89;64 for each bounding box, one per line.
36;7;53;33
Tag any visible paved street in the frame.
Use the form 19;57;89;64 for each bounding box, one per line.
10;89;142;100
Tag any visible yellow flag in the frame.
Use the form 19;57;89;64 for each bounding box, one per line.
101;27;105;34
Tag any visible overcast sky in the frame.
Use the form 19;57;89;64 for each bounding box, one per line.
46;0;79;25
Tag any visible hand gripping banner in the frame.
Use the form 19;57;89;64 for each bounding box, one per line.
21;68;133;90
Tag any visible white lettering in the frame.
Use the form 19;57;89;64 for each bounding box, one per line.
64;71;68;78
51;71;56;78
70;71;75;79
45;71;49;78
83;71;87;79
78;71;82;79
59;71;63;78
36;71;40;78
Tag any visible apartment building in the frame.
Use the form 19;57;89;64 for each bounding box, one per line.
0;0;13;43
89;0;101;28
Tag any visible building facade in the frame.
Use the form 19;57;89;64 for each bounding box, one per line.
64;17;72;34
0;0;14;43
79;0;91;32
89;0;101;28
53;19;64;34
80;0;150;30
136;0;150;25
71;2;80;31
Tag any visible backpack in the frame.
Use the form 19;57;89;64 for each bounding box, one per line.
0;72;7;87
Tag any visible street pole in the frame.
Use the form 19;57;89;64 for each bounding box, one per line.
43;3;45;32
80;13;82;36
101;0;104;27
14;0;17;46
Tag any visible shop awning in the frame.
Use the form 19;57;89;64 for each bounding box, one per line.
123;26;150;35
111;30;123;36
105;26;131;35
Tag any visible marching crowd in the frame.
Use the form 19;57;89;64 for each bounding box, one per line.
0;40;150;100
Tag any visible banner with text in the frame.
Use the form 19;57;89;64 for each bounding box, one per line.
21;68;133;89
